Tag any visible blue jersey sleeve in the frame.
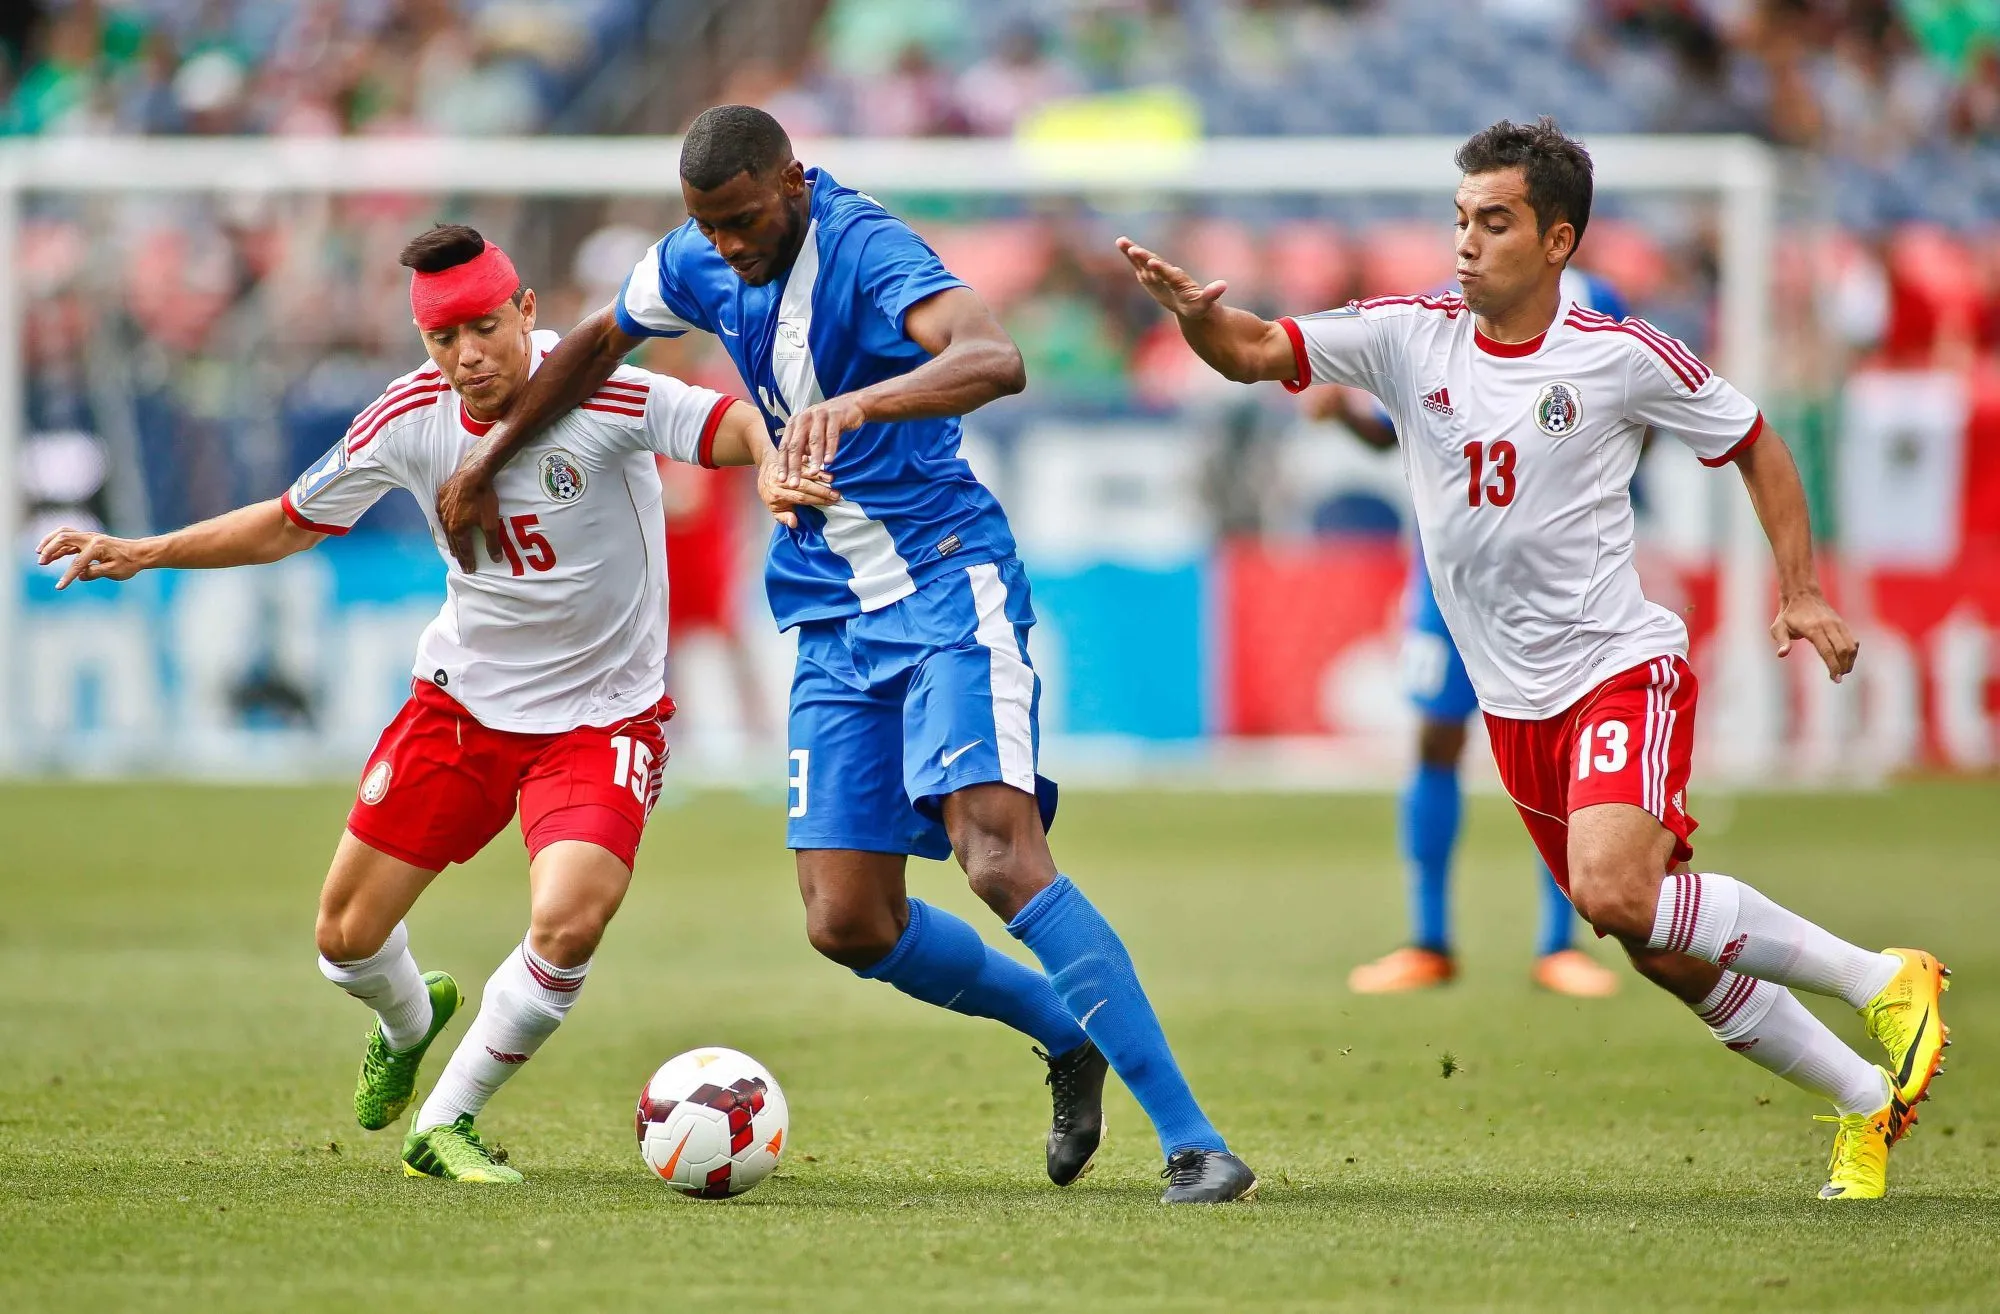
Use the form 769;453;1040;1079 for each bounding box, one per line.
615;230;710;339
853;219;968;334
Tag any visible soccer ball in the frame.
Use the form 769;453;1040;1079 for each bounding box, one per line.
635;1047;789;1198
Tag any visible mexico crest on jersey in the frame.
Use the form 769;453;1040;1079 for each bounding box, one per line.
540;450;586;503
1535;381;1583;437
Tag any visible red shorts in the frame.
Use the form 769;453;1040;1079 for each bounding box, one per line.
1483;655;1699;892
345;681;674;872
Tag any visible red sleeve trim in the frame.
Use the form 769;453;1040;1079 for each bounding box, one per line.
696;395;734;468
1699;412;1765;467
1278;316;1311;394
280;490;350;536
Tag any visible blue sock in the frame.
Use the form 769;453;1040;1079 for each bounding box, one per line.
1008;875;1225;1157
856;899;1086;1055
1535;859;1576;957
1401;763;1459;953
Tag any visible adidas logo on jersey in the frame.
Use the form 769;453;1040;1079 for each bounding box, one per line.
1422;387;1453;416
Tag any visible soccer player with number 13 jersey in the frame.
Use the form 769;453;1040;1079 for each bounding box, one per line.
1125;117;1952;1201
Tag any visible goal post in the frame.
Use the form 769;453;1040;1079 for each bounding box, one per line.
0;133;1782;781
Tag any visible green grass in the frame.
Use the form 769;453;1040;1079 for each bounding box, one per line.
2;781;1995;1311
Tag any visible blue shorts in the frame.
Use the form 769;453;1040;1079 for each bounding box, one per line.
785;557;1058;860
1402;550;1479;724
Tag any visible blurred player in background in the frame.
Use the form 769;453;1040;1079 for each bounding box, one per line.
1125;118;1951;1201
434;106;1256;1203
1314;267;1627;1000
38;226;825;1184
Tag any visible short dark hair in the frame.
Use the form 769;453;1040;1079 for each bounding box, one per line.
680;105;793;191
399;223;488;273
1454;117;1594;256
397;223;524;306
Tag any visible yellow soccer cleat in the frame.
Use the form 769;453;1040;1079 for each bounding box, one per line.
1859;948;1951;1107
1816;1072;1912;1201
1348;947;1455;994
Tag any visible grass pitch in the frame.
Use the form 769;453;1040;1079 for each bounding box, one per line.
1;780;1995;1311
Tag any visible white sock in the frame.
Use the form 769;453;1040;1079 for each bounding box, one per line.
1649;873;1900;1007
414;940;589;1132
318;921;432;1051
1694;970;1889;1115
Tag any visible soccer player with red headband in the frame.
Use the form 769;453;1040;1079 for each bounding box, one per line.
37;224;833;1184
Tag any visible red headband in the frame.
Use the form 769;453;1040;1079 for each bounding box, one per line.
410;243;519;330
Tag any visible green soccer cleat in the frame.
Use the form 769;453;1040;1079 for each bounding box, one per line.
353;971;459;1131
402;1114;524;1184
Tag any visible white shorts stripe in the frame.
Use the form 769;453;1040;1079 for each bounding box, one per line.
965;563;1036;793
1641;658;1666;817
1656;660;1672;816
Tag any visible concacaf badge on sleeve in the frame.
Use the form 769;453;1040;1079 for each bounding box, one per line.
292;440;349;506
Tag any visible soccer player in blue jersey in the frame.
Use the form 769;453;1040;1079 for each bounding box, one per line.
434;106;1254;1203
1324;268;1623;998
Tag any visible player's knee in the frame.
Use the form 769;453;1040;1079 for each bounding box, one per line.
314;906;386;965
1565;858;1658;941
803;904;901;970
958;836;1015;905
1415;719;1466;767
528;906;612;969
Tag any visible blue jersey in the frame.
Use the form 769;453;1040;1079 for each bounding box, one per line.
615;169;1016;630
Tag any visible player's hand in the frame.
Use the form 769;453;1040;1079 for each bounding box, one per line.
757;457;839;530
435;460;503;572
1115;237;1228;319
778;394;867;487
36;527;146;589
1772;589;1859;683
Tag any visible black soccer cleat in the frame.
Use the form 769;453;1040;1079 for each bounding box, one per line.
1160;1148;1258;1204
1039;1040;1108;1186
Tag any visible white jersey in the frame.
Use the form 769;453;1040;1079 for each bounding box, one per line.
280;330;734;734
1284;292;1762;719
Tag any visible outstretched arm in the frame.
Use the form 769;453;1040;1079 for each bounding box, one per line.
436;305;640;570
1733;429;1858;682
775;286;1025;484
37;500;321;590
1115;237;1299;385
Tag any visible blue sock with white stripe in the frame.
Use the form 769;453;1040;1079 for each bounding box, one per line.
1008;875;1227;1157
1535;858;1577;957
856;899;1086;1055
1401;763;1458;953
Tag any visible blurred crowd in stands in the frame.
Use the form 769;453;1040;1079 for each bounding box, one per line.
6;0;2000;542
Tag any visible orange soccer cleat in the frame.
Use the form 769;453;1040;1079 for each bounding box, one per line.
1532;949;1620;998
1348;946;1456;994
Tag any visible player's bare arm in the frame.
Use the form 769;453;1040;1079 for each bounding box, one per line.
36;499;321;590
1732;428;1859;682
435;305;637;570
1114;237;1297;384
776;285;1025;485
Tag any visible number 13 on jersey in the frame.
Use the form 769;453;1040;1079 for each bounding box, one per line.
1465;439;1516;507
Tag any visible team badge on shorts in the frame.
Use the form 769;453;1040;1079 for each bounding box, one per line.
359;760;392;805
540;450;586;503
1535;381;1583;437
